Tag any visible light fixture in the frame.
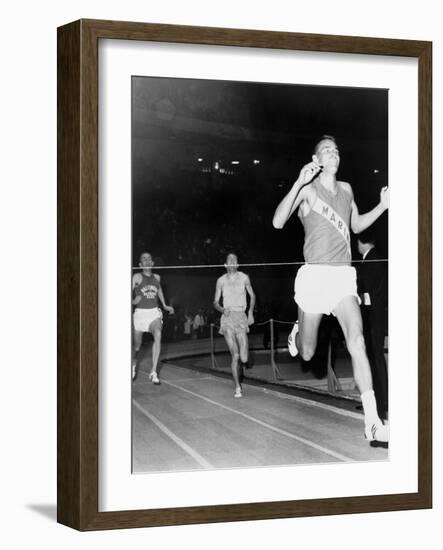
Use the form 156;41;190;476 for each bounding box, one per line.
231;160;240;165
253;159;260;165
197;158;203;162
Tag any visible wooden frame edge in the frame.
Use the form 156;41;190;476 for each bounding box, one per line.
417;40;432;509
57;19;432;531
57;19;82;529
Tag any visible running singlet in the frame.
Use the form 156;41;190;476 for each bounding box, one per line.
300;180;353;265
135;273;160;309
220;272;248;311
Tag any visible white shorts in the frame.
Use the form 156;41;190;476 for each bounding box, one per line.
294;264;360;315
133;308;163;332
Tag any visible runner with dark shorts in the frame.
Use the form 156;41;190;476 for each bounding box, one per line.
213;254;256;398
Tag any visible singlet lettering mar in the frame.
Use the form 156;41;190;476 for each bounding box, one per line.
220;272;248;312
136;273;160;309
299;180;352;265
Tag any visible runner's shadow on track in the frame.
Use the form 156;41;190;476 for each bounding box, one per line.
245;350;255;369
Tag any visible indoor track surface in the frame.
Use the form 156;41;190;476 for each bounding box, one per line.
132;362;388;473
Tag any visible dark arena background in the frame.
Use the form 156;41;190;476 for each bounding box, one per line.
131;76;389;473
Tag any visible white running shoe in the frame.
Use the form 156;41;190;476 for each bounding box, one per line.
288;322;299;357
364;422;389;442
234;388;243;398
149;372;160;385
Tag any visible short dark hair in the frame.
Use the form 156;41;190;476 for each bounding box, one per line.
225;252;238;262
313;135;337;155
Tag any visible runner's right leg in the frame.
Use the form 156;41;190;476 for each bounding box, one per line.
333;295;388;442
223;329;242;397
293;307;323;361
132;329;143;380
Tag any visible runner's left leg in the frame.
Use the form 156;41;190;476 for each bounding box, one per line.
223;329;242;396
132;328;143;380
149;318;163;384
333;295;388;442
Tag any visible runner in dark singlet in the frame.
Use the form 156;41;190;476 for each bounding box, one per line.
132;252;174;384
273;135;389;443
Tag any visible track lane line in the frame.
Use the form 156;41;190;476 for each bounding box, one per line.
159;363;364;420
161;380;354;462
133;399;214;469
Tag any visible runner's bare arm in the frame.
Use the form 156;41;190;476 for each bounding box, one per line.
132;273;143;305
245;276;256;325
156;275;174;313
345;182;389;233
132;272;142;289
273;161;321;228
213;278;225;314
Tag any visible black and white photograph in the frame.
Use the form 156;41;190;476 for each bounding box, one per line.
3;0;436;543
130;76;390;474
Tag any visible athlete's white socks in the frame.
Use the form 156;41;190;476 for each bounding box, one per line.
361;389;382;427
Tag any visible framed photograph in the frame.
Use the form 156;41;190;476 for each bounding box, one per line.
57;19;432;530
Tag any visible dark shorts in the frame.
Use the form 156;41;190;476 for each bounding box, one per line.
219;311;249;336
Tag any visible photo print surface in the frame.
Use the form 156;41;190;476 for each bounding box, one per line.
130;76;389;474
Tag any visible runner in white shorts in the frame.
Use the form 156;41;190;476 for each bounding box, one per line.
213;253;256;398
272;135;390;443
132;252;174;384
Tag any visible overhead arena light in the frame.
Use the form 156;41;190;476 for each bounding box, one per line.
197;158;203;162
253;159;260;165
231;160;240;165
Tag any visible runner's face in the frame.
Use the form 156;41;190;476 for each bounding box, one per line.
314;139;340;173
139;253;154;268
225;254;238;271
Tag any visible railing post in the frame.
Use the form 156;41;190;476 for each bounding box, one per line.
270;318;282;380
327;340;334;393
210;323;215;370
270;317;274;362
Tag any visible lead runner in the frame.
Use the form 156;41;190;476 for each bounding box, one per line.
272;135;389;442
